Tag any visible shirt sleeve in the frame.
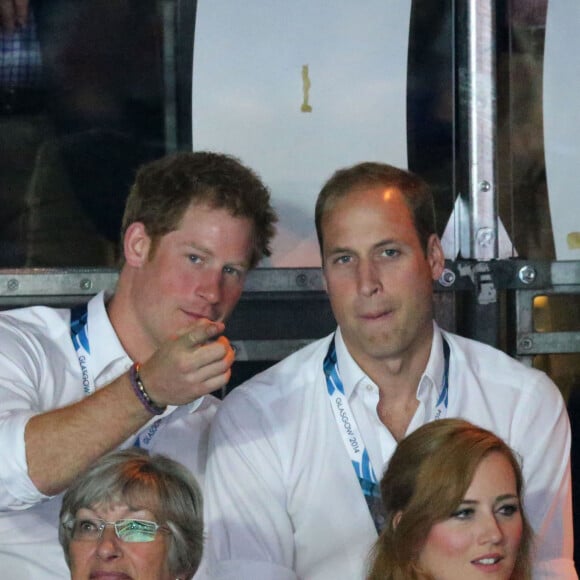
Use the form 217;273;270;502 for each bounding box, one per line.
514;372;577;579
0;324;52;510
205;389;299;580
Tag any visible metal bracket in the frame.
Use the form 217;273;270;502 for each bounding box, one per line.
441;196;517;260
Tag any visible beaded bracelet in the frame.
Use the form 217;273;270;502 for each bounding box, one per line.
129;362;167;416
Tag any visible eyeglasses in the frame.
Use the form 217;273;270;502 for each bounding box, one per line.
65;517;169;543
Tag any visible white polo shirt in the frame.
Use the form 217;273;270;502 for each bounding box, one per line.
205;324;575;580
0;292;218;579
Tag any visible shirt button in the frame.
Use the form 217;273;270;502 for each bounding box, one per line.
366;384;374;392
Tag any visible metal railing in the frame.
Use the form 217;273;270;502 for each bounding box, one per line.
2;261;579;366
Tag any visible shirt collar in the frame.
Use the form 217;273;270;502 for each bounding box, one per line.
334;327;369;400
86;291;128;383
417;321;447;402
333;321;447;403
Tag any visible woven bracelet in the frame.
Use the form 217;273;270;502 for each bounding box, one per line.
129;362;167;416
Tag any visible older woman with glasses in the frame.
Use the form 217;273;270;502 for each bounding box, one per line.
59;448;204;580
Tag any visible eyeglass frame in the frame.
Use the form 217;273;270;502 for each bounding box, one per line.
63;517;171;543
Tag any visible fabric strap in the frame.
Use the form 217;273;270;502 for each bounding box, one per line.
69;302;165;448
323;335;450;534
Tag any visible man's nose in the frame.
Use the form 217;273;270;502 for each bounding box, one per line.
197;269;222;304
357;260;381;297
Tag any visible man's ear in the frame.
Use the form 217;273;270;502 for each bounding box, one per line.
426;234;445;281
123;222;151;267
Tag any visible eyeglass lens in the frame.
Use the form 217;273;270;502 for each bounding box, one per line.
71;518;160;543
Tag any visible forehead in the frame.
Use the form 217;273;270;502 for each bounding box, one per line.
177;200;249;224
78;501;158;520
175;201;255;244
323;185;411;222
158;201;254;265
78;482;164;515
321;186;416;243
467;452;518;495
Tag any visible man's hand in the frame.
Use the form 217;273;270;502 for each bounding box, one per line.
138;319;236;407
0;0;29;33
25;319;234;495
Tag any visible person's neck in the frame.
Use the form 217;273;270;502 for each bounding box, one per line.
352;332;433;395
347;331;434;440
373;365;423;441
106;282;155;364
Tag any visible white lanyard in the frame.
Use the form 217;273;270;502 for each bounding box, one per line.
323;335;450;532
324;343;378;487
69;303;165;450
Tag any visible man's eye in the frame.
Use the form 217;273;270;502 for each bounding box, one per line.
223;265;242;277
188;254;202;264
382;248;400;258
334;255;351;265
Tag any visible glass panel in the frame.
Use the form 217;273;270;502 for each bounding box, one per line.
500;1;580;260
192;0;411;267
534;353;580;403
533;294;580;333
0;0;167;267
407;0;454;241
543;1;580;261
498;1;553;259
532;294;580;403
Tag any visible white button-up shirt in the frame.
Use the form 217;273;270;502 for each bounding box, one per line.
205;323;575;580
0;292;218;579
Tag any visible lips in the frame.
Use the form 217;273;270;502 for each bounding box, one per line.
180;308;215;322
472;556;503;565
359;309;392;321
89;572;132;579
470;553;506;572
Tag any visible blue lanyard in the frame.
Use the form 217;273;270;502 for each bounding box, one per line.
323;335;451;534
70;303;94;395
324;342;379;489
69;302;163;449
